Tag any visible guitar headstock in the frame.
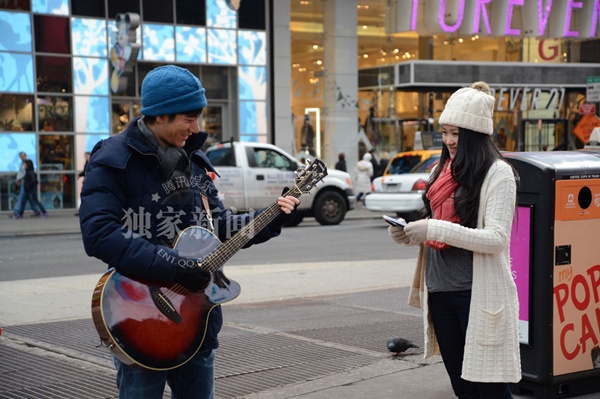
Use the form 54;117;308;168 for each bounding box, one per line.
295;158;328;193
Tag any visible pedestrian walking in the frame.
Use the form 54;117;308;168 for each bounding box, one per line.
378;151;390;175
369;149;382;180
334;152;346;172
388;81;521;398
22;159;48;219
11;152;46;219
354;152;373;204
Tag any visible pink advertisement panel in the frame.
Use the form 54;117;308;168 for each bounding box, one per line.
510;205;532;345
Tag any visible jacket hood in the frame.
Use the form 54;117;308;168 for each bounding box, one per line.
356;160;371;171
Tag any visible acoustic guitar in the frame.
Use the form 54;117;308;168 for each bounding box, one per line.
91;159;327;370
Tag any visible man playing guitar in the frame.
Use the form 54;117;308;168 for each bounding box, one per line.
80;65;300;399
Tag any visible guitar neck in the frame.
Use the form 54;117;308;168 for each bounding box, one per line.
202;186;302;272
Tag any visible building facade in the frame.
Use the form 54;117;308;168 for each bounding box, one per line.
0;0;269;212
287;1;600;173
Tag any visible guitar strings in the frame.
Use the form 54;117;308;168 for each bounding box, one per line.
160;167;322;301
159;194;296;301
202;185;303;271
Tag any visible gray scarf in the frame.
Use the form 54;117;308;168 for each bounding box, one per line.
138;117;189;180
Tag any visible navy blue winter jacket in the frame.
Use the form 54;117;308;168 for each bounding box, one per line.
80;117;287;350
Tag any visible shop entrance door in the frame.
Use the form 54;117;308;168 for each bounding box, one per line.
520;119;569;151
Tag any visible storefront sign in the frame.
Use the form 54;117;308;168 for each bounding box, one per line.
38;99;70;120
492;87;565;112
387;0;600;38
537;39;560;61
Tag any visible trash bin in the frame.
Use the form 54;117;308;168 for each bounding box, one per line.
504;151;600;398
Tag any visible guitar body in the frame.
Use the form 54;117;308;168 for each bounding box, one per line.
91;159;328;371
91;226;240;370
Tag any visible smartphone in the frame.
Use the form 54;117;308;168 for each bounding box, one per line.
383;215;407;227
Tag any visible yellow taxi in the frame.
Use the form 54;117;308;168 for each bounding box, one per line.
382;149;442;176
366;151;441;221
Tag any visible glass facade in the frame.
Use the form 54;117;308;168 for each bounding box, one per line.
289;2;595;159
0;0;267;212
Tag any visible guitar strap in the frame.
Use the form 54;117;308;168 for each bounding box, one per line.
201;194;215;233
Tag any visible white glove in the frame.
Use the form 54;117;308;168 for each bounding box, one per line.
388;225;410;245
404;219;429;246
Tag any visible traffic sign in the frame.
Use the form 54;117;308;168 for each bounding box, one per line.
587;76;600;102
580;103;596;115
573;114;600;144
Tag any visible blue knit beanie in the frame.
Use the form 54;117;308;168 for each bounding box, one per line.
140;65;207;116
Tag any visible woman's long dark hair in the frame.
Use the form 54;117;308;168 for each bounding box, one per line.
423;128;517;228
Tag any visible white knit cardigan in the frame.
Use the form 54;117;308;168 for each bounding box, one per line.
408;159;522;383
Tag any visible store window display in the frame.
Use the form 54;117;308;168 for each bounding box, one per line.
111;102;140;135
39;134;74;170
0;95;34;132
35;134;75;209
0;93;37;211
36;55;72;93
38;96;73;132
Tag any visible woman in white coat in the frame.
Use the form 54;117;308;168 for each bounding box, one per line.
388;82;521;399
354;152;373;204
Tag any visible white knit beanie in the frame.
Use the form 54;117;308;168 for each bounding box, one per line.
438;81;495;135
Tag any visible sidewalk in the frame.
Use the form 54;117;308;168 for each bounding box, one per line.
0;209;82;237
1;208;598;398
0;206;382;238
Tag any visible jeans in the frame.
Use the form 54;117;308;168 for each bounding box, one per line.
14;187;45;216
429;290;513;399
13;184;29;215
26;190;46;214
113;349;215;399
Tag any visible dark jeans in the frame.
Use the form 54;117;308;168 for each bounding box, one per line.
25;190;46;214
15;183;48;216
429;290;513;399
113;349;215;398
13;184;32;215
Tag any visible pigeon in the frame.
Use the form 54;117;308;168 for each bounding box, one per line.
386;337;418;355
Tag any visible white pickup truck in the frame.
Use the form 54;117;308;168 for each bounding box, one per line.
204;141;356;226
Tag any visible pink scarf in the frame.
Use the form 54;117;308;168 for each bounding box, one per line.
425;161;459;250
